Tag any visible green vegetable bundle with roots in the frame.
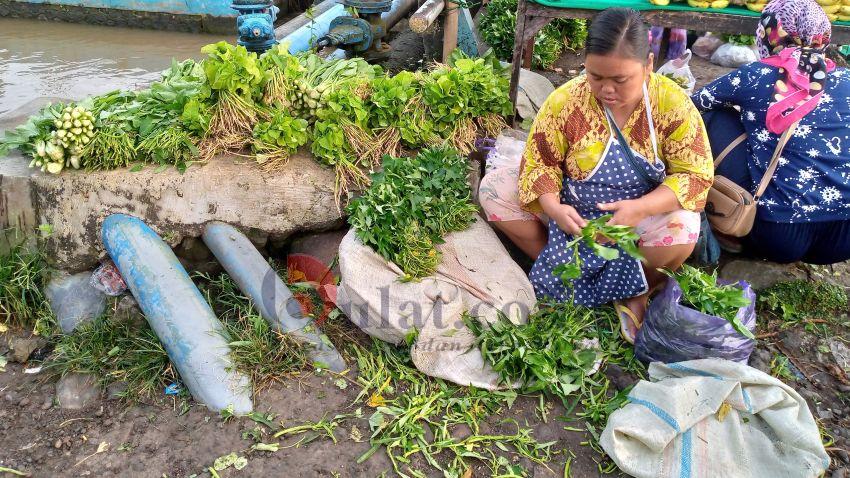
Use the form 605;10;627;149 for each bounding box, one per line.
251;110;309;171
480;0;587;69
198;42;267;161
347;147;478;280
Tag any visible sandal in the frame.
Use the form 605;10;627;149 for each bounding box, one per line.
614;300;640;345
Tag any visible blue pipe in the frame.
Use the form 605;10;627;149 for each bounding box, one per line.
280;4;348;54
202;222;347;372
101;214;253;414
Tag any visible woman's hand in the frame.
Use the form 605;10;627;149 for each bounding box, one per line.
539;193;586;235
597;199;648;228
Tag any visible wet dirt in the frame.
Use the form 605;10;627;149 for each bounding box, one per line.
0;325;609;477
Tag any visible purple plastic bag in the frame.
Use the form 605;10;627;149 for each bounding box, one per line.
635;278;756;364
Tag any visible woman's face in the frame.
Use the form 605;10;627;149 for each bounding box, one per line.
585;53;653;111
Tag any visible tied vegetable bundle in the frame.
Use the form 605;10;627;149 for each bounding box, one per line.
479;0;587;69
0;58;207;174
1;42;512;203
346;147;479;281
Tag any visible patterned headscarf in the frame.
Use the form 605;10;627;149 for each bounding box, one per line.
756;0;834;134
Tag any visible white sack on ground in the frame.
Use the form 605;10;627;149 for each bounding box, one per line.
335;217;536;389
601;358;830;478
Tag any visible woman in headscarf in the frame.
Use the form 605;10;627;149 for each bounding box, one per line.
693;0;850;264
479;8;713;342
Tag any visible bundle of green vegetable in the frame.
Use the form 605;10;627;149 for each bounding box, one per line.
347;147;478;281
421;52;513;154
553;214;644;287
197;42;266;160
479;0;587;69
722;34;756;46
251;110;309;171
662;264;754;339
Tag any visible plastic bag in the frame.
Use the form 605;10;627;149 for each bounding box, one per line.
89;261;128;296
46;272;107;334
635;277;756;364
484;133;527;175
711;43;759;68
692;33;724;59
656;50;697;95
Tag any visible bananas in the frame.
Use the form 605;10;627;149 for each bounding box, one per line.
711;0;730;7
816;0;840;5
687;0;710;6
649;0;671;5
685;0;728;7
822;3;841;13
745;2;767;11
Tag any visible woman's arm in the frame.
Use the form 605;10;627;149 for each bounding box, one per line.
517;88;569;214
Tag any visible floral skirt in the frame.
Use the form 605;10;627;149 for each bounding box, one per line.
479;166;701;247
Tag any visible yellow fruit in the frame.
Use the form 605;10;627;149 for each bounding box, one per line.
841;5;850;14
688;0;710;6
746;2;766;11
650;0;671;5
816;0;839;6
827;12;838;21
822;4;841;13
711;0;729;7
839;14;850;21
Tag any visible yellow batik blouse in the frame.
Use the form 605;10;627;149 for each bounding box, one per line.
518;73;714;213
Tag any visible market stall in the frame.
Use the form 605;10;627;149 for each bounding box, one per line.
508;0;850;107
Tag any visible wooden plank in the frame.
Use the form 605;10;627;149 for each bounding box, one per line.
509;0;530;116
442;0;459;61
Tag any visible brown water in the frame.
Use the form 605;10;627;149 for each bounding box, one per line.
0;18;227;117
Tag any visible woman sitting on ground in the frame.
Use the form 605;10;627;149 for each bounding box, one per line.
694;0;850;264
478;7;713;342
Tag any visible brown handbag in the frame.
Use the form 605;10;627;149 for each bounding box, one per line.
706;122;798;237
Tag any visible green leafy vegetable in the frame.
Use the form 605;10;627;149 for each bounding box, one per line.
347;147;478;281
480;0;587;69
251;111;309;170
553;214;644;290
721;34;756;46
662;264;754;339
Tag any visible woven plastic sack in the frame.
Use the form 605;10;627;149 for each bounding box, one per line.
601;359;830;478
335;217;536;389
635;278;756;364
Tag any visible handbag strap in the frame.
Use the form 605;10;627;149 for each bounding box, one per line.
754;121;798;202
604;108;662;187
714;133;747;167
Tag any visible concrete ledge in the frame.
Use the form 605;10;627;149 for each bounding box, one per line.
0;0;234;34
1;152;343;271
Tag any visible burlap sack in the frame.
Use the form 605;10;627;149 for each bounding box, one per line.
335;217;536;389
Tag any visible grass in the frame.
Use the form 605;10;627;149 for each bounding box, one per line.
199;272;312;394
47;265;349;402
759;280;849;335
47;305;175;399
0;238;56;335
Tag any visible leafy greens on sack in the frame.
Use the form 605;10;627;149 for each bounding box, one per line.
662;265;754;339
347;147;478;281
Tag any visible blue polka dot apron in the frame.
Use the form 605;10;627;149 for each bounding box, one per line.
529;85;666;307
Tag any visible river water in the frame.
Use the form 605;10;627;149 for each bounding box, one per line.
0;18;227;117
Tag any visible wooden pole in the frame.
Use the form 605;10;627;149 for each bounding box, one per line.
410;0;444;33
442;0;459;62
